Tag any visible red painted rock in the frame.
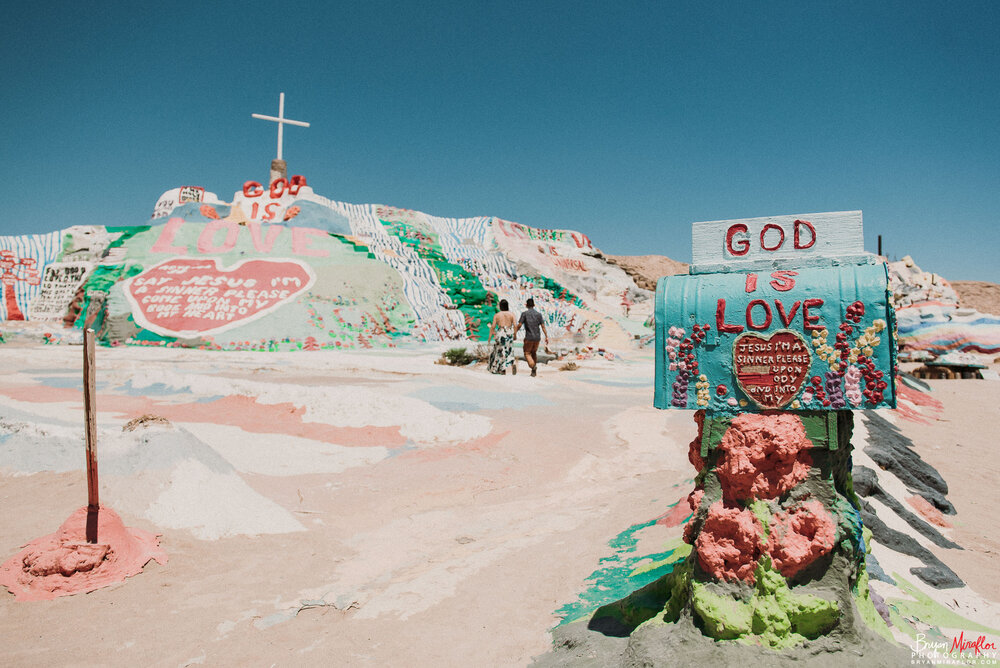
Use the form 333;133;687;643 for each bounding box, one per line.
679;488;706;540
688;488;705;514
694;501;765;583
768;499;837;578
715;413;813;501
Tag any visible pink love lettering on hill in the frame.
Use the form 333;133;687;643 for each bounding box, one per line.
124;257;315;337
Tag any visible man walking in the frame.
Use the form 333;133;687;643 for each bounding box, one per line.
514;297;548;377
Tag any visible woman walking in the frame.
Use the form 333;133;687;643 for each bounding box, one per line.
487;299;517;375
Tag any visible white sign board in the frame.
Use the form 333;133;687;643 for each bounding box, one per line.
690;210;872;274
28;262;93;320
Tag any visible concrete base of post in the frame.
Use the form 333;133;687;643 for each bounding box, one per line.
538;411;909;666
270;159;287;185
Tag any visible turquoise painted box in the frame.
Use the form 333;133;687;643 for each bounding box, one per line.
653;263;897;412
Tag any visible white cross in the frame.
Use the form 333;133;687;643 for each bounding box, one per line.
252;92;310;161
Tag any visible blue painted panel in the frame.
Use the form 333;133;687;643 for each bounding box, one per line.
654;263;897;412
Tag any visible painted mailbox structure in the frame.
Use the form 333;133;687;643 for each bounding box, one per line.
654;263;896;413
656;211;896;414
627;211;901;653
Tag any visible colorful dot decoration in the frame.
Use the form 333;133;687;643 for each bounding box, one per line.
803;303;888;408
666;323;714;407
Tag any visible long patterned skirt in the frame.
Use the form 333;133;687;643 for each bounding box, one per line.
488;326;515;374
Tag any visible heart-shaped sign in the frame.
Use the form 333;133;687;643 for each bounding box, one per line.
732;330;812;409
124;257;315;338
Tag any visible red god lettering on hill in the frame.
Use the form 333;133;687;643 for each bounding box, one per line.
151;218;330;258
123;257;315;337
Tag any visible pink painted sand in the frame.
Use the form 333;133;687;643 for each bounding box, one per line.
906;494;952;528
897;381;944;412
0;506;166;602
895;381;944;425
0;384;403;447
656;495;693;527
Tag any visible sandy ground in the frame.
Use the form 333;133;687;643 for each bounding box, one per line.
889;367;1000;602
0;344;997;667
0;344;694;667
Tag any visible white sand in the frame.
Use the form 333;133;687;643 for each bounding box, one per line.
0;344;997;666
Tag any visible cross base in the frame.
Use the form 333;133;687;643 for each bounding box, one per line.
270;159;287;186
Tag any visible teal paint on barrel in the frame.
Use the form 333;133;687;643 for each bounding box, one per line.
654;263;896;412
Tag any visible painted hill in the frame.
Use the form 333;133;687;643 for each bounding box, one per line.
887;256;1000;360
0;176;651;351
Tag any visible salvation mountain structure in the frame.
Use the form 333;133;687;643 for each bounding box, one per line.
0;175;646;350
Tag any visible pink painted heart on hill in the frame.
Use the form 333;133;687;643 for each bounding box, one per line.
124;257;315;337
733;330;812;409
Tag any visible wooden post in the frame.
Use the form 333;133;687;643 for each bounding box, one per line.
83;328;99;543
878;234;882;257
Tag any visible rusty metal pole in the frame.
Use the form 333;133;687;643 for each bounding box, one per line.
83;328;99;543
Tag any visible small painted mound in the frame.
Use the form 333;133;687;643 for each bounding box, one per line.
0;505;166;601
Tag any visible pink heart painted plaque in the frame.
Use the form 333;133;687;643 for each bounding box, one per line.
124;257;315;337
732;330;812;409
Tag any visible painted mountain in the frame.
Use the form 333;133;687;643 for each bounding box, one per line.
0;176;649;351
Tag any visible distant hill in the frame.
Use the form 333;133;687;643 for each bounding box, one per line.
951;281;1000;317
603;254;689;291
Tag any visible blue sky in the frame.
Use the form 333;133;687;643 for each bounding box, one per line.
2;1;997;281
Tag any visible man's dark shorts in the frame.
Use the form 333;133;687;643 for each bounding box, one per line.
523;339;540;355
